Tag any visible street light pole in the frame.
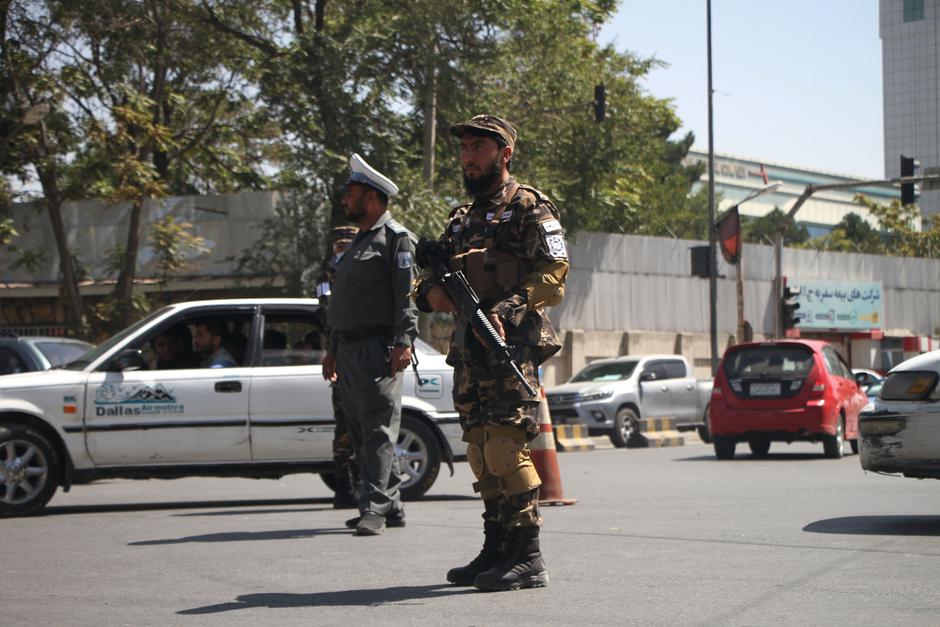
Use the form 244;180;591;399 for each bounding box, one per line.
730;182;781;344
706;0;718;375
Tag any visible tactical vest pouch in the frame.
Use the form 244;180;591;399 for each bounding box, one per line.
495;250;526;291
454;248;498;298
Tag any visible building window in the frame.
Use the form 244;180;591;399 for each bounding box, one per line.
904;0;924;22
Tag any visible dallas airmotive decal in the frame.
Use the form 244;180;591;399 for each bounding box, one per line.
94;383;185;416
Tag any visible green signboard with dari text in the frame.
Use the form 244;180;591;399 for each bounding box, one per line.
789;279;883;330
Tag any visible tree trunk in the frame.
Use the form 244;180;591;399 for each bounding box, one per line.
112;195;144;328
36;165;84;337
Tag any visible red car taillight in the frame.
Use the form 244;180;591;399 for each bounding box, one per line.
809;382;825;398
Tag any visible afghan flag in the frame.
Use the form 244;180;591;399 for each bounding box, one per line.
716;205;741;265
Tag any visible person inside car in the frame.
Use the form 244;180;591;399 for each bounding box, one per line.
193;318;238;368
151;325;200;370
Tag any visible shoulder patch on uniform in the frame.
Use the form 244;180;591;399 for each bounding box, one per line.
540;218;562;234
396;251;413;269
386;219;408;235
545;233;568;259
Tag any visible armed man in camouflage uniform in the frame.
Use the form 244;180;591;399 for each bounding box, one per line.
315;225;360;509
416;115;568;591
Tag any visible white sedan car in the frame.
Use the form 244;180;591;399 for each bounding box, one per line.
0;299;462;517
859;349;940;479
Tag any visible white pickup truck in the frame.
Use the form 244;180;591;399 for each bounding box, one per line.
546;354;713;447
0;299;463;517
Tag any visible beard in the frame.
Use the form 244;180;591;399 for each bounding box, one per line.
343;196;366;222
463;157;503;196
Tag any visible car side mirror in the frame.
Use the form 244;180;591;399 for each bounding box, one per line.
854;373;867;386
109;348;147;372
640;371;656;382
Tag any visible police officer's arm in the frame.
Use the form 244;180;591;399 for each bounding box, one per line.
493;200;569;327
390;232;419;374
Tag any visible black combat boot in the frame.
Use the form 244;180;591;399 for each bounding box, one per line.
446;500;503;586
472;526;549;591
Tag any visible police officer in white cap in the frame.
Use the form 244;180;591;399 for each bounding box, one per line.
322;153;418;536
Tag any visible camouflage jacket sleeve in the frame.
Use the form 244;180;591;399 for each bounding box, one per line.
493;191;569;328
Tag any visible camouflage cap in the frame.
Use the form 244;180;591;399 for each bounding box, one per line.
331;225;359;245
449;114;517;150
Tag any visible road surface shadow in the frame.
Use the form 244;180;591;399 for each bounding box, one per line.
178;585;479;614
40;497;332;517
804;515;940;536
129;527;353;545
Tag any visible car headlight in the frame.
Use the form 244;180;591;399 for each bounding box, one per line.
579;390;614;402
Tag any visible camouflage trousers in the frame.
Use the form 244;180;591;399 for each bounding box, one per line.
451;341;543;528
331;383;358;495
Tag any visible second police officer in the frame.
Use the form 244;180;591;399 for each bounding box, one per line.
416;115;569;591
322;154;419;537
315;224;360;509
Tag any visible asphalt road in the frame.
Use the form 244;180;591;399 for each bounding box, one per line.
4;438;940;626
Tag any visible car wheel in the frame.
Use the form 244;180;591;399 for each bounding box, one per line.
823;417;845;459
747;438;771;457
849;438;859;454
609;407;637;448
397;414;441;501
0;424;59;517
713;436;736;460
697;404;713;444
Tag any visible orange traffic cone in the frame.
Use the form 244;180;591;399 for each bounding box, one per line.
530;385;577;506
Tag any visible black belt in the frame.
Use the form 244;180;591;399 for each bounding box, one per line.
335;326;393;343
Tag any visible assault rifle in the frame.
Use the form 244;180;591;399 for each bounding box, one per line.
416;239;537;398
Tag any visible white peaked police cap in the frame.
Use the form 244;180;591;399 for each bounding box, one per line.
347;153;399;197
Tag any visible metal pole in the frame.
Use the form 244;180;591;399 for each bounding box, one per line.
774;232;782;338
706;0;718;375
736;246;745;342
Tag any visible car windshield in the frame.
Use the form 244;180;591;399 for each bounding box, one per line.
61;307;172;370
723;345;815;378
570;360;638;383
34;341;93;368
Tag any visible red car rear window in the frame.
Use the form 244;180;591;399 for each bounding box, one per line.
722;345;815;379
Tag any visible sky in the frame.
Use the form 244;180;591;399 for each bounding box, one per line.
600;1;885;178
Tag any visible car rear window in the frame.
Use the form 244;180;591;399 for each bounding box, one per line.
879;370;939;401
570;360;638;382
722;345;815;378
34;341;92;368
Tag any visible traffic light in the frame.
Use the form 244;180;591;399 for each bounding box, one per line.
781;285;801;329
900;154;921;206
594;84;606;123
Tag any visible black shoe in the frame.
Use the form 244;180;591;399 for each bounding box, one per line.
345;509;405;529
446;521;505;586
354;511;386;536
473;527;549;591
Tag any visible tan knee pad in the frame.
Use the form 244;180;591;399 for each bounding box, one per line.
483;424;542;495
467;442;485;480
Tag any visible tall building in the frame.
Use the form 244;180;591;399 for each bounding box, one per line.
881;0;940;216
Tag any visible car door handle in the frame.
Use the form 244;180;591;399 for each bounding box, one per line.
686;384;694;390
661;386;668;392
215;381;242;393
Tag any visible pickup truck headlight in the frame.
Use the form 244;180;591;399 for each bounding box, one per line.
580;391;614;402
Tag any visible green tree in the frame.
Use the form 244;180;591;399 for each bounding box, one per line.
806;212;881;254
742;207;809;247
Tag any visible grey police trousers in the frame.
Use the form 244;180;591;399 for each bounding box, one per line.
335;336;404;516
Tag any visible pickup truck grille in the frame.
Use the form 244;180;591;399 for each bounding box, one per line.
547;393;579;405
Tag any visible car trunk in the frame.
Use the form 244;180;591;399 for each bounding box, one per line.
720;344;819;410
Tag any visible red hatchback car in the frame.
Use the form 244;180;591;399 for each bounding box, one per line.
708;340;867;460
